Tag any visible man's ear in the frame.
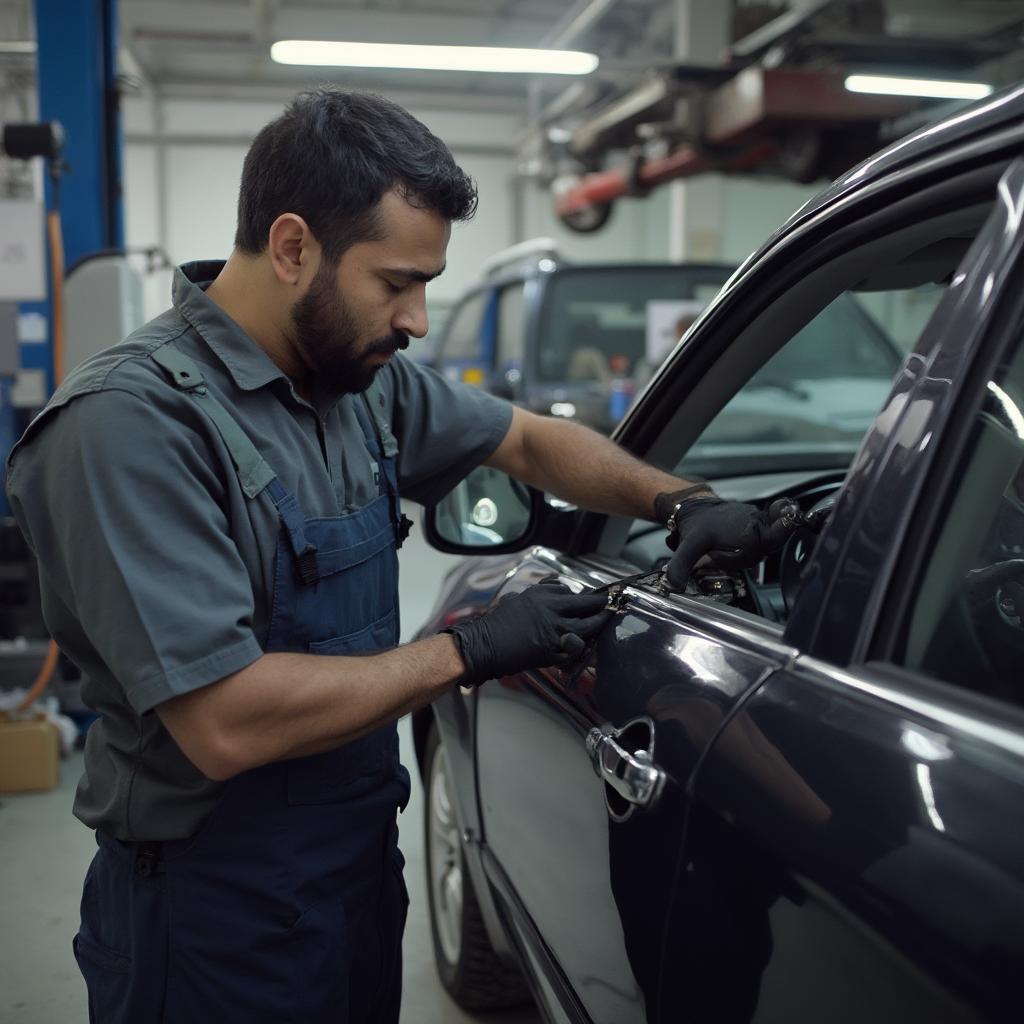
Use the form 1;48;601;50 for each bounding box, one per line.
267;213;317;286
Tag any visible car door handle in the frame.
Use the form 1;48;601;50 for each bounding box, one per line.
586;721;666;811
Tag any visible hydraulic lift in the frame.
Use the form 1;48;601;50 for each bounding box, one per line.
530;0;1024;232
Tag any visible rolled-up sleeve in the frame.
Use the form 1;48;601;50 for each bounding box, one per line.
6;388;263;714
386;356;513;506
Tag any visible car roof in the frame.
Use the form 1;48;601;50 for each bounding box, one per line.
483;259;735;289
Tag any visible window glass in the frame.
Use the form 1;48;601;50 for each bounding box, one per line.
678;286;944;479
439;290;489;362
898;330;1024;703
495;284;526;371
535;266;734;399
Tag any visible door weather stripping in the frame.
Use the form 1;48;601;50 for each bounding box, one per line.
586;718;666;819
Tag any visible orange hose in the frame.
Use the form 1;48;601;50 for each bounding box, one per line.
14;208;65;712
47;209;65;386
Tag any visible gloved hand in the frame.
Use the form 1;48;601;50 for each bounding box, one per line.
662;495;800;591
444;581;612;687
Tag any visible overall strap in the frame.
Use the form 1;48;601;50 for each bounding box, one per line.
151;345;275;499
150;344;320;582
357;385;412;549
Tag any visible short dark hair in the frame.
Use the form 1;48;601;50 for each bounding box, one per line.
234;88;478;261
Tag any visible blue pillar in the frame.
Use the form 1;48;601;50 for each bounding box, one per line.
23;0;123;393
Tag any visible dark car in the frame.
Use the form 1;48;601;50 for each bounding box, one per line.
413;83;1024;1024
432;246;736;433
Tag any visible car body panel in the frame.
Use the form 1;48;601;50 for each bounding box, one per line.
680;657;1024;1022
471;549;796;1024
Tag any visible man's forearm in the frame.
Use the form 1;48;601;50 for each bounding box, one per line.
158;633;464;780
491;411;698;522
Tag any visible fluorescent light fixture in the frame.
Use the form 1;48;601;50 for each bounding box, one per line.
845;73;992;100
271;40;598;75
0;41;37;54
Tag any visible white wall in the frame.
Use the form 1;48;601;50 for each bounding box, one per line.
122;92;525;321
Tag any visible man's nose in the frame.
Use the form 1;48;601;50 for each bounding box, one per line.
393;291;428;339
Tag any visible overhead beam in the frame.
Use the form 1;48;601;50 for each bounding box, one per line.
122;2;557;50
151;78;527;114
539;0;619;48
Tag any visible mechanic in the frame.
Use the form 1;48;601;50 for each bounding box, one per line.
4;88;795;1024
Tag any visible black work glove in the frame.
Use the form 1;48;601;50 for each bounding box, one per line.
662;495;800;592
444;581;612;687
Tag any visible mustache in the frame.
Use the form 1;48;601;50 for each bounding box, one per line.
365;331;410;357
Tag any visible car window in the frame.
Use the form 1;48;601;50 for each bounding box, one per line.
438;290;489;362
535;266;733;397
495;283;526;373
677;285;944;479
898;329;1024;704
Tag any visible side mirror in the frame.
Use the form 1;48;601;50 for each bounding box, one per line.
490;368;521;401
425;465;542;554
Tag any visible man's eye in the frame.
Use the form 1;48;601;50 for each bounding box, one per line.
384;280;404;294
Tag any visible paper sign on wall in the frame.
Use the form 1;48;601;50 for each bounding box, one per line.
0;200;46;302
645;300;706;366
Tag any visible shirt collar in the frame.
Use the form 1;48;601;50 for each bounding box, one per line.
172;260;290;393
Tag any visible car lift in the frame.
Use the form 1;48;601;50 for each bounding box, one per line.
531;0;1024;232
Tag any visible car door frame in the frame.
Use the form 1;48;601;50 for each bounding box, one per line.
669;162;1024;1015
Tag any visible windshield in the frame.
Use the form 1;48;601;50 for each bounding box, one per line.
535;265;734;387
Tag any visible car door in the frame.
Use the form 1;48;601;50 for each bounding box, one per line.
473;141;1017;1024
435;286;494;387
473;547;791;1024
673;160;1024;1023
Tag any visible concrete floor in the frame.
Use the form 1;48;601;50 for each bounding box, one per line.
0;505;540;1024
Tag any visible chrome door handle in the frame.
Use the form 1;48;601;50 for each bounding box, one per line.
586;721;666;811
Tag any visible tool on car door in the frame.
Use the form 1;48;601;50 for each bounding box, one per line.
595;568;669;610
560;569;666;689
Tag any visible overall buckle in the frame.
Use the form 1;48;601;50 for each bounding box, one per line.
296;547;320;586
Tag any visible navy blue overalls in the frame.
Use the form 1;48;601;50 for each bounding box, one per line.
73;343;413;1023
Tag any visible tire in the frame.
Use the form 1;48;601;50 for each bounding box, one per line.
423;723;530;1010
559;200;614;234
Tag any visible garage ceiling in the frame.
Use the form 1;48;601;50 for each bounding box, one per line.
116;0;1024;110
0;0;1021;114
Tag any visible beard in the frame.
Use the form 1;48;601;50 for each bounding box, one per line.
290;261;409;395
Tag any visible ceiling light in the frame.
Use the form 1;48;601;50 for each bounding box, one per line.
0;42;36;54
271;40;598;75
845;74;992;101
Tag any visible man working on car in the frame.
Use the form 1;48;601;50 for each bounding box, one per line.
5;88;794;1024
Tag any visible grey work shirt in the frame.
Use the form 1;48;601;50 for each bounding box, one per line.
5;260;512;841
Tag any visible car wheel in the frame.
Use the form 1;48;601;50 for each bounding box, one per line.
424;723;529;1010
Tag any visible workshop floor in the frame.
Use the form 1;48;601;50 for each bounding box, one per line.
0;505;541;1024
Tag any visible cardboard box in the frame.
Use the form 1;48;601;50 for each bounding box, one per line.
0;713;59;793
